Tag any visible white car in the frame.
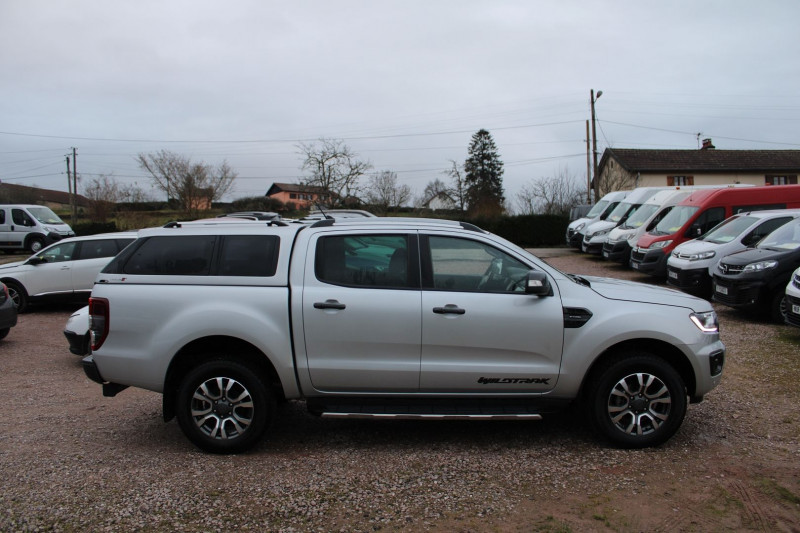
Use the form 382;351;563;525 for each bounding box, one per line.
667;210;800;295
0;232;136;311
64;305;90;355
784;266;800;328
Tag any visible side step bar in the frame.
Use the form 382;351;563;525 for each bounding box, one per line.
320;412;542;421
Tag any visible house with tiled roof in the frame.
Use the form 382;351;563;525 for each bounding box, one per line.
265;182;333;208
0;183;90;209
596;140;800;197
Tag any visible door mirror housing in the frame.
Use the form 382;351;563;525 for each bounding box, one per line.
525;271;552;297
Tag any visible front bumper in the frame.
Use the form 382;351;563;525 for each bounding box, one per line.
711;275;767;310
630;248;668;277
581;236;605;254
786;293;800;328
666;265;711;292
602;240;631;262
566;229;583;248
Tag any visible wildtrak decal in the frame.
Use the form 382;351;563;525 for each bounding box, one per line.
477;377;550;385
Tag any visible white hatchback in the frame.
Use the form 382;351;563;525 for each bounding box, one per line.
0;232;136;311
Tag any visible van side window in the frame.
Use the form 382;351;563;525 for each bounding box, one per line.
122;236;216;276
218;235;279;277
745;217;793;244
315;235;413;289
0;210;4;224
12;209;34;226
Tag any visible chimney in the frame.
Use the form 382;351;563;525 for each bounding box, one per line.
701;138;715;150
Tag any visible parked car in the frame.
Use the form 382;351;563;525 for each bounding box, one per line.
218;211;281;221
64;305;90;355
0;232;136;311
667;210;800;296
712;218;800;322
632;185;800;277
0;282;17;340
0;204;75;253
84;217;724;453
785;266;800;328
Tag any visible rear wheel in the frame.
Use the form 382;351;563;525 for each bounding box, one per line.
587;354;687;448
5;281;28;312
176;359;274;454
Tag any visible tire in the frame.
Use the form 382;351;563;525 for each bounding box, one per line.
587;354;687;448
0;328;8;340
28;237;45;254
5;281;28;312
770;290;788;324
176;359;274;454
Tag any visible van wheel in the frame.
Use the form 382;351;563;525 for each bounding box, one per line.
5;281;28;312
770;290;788;324
176;359;274;454
587;354;687;448
28;237;44;253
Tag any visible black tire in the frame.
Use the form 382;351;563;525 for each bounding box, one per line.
27;237;45;254
587;354;687;448
5;281;28;312
0;328;8;340
770;290;788;324
176;359;274;454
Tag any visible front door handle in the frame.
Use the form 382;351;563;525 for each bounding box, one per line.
314;299;346;310
433;304;465;315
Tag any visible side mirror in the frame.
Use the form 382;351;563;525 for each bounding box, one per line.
26;256;45;265
525;271;552;297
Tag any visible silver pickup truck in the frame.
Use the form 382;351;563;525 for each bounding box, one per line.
84;217;725;453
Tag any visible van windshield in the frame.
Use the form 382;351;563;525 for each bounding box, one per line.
606;202;637;223
585;200;609;218
621;204;658;229
27;207;65;225
652;205;699;235
758;220;800;252
698;215;755;244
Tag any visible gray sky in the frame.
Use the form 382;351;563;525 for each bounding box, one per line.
2;0;799;209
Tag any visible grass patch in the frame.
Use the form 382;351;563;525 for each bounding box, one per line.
759;478;800;506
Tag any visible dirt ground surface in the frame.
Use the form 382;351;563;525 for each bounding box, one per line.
1;249;799;532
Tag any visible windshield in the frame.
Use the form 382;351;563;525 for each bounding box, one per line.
27;207;65;225
653;205;699;235
605;202;636;223
585;200;609;218
758;220;800;252
699;215;756;244
621;203;658;229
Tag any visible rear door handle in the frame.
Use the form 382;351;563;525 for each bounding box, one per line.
314;299;346;310
433;304;465;315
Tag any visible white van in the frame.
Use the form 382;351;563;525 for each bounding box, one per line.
565;190;629;248
580;187;668;254
0;205;75;253
667;209;800;295
602;189;692;263
785;266;800;328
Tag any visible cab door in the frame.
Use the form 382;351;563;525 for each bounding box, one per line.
24;240;78;296
419;234;564;393
301;232;422;392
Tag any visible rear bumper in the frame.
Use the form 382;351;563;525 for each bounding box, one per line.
82;355;128;396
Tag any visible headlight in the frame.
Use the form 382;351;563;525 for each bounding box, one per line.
690;311;719;333
44;226;56;232
590;229;610;238
575;222;585;232
674;250;716;261
650;240;673;250
743;260;778;272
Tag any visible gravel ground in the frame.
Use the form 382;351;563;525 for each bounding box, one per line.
1;249;799;532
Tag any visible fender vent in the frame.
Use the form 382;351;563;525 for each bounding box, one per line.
563;307;593;328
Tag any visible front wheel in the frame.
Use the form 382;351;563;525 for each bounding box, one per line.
587;355;687;448
176;359;275;454
770;290;788;324
5;281;28;312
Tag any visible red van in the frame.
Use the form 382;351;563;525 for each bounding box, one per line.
630;185;800;277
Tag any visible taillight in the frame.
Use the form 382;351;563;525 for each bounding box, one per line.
89;297;110;351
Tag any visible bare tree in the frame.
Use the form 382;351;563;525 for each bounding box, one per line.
137;150;236;217
516;170;586;217
298;138;372;207
365;171;411;212
84;175;121;222
442;160;468;211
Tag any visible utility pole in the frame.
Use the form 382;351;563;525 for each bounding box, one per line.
71;147;78;226
66;156;73;201
585;120;592;203
591;89;602;201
